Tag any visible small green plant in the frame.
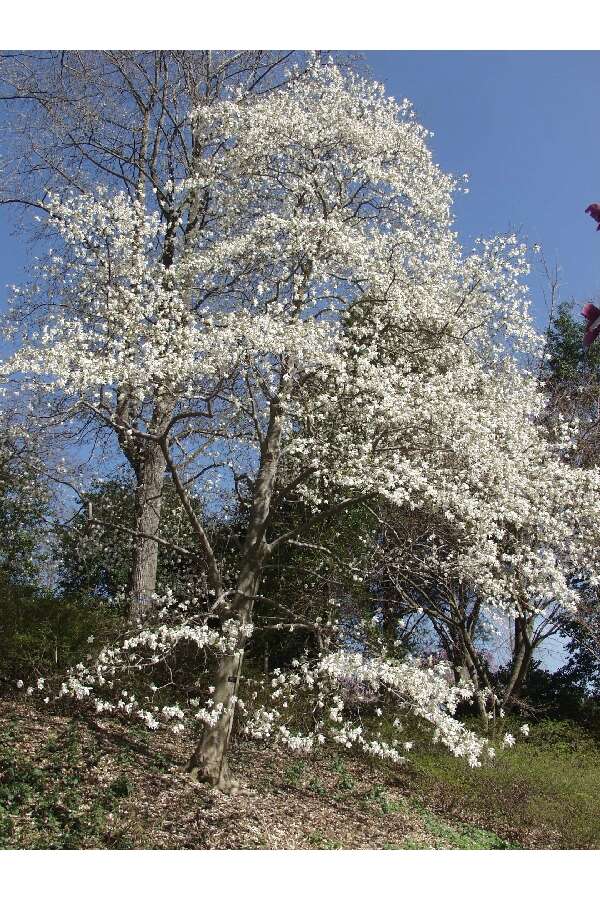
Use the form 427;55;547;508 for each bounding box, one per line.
362;784;404;814
309;776;326;795
283;760;306;787
409;800;517;849
308;830;342;849
103;828;134;850
331;756;355;791
151;751;173;774
109;774;132;798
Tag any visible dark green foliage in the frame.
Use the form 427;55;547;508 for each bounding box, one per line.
54;477;207;604
0;439;49;595
0;440;94;688
55;480;135;602
494;655;600;728
528;718;599;752
543;301;600;384
108;774;132;798
541;301;600;470
0;583;117;686
558;600;600;701
514;660;589;720
0;455;122;689
531;300;600;715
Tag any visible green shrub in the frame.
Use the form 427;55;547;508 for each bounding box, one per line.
529;719;598;753
0;583;122;689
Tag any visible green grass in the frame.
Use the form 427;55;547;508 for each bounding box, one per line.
409;719;600;849
406;800;517;849
357;781;513;848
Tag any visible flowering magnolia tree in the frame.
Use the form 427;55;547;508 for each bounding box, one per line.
7;59;600;790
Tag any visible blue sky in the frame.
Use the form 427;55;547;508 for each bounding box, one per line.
364;51;600;329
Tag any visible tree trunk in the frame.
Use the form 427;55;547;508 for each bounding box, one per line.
503;615;533;709
459;625;494;729
128;440;168;622
185;571;258;792
186;396;285;791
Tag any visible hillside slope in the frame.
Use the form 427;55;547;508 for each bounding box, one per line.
1;699;597;850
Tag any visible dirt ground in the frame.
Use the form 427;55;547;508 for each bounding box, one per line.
0;699;520;849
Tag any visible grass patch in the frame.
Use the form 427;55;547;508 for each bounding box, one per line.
308;829;343;849
359;783;513;846
408;800;517;849
409;719;600;849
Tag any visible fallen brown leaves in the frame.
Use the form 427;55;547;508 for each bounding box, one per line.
0;698;447;849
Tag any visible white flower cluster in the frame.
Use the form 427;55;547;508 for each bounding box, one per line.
241;650;503;767
24;590;253;735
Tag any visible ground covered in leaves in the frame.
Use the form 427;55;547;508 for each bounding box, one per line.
1;698;598;849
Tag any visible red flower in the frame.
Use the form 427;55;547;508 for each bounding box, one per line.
582;302;600;348
585;203;600;230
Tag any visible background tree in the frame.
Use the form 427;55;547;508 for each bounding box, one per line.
0;411;109;684
55;476;209;605
542;300;600;466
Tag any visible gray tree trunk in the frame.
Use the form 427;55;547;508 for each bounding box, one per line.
128;439;168;622
503;615;533;709
185;571;258;791
186;397;285;791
